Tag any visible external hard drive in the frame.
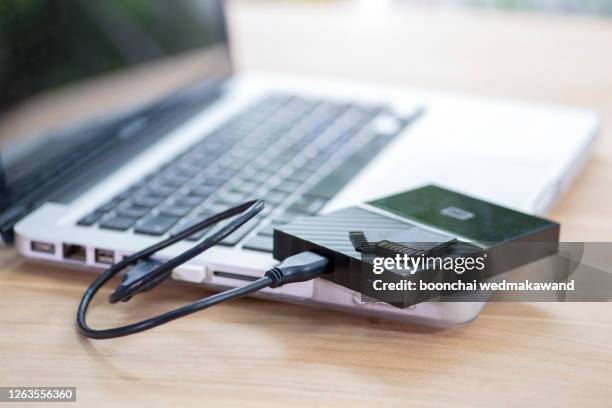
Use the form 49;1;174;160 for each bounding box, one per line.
274;185;560;309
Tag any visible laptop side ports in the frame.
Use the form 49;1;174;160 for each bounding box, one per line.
63;244;86;262
94;249;115;265
31;241;56;254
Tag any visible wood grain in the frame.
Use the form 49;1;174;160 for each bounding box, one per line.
1;1;611;406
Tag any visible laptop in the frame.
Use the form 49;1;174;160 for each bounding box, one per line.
1;0;599;326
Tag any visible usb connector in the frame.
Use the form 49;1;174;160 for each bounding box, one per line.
265;251;331;288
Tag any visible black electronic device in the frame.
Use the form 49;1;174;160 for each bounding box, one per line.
273;185;560;308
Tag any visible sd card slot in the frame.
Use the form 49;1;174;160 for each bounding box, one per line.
212;271;259;282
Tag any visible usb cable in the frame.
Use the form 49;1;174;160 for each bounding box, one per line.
77;200;330;339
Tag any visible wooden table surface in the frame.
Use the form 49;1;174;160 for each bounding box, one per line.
1;1;612;406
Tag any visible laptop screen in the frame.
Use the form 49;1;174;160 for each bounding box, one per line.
0;0;231;222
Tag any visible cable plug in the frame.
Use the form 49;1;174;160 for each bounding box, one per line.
109;259;170;303
265;251;330;288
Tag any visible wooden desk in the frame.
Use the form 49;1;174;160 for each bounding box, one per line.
1;1;611;406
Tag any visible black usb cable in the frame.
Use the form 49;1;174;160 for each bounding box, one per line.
77;200;330;339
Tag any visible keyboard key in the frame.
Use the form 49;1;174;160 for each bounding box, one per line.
266;190;288;206
219;218;260;246
77;211;104;226
96;198;121;213
273;179;301;194
200;202;231;216
300;155;329;172
115;186;140;200
289;195;327;215
147;184;178;197
134;215;179;235
100;216;138;231
176;195;203;208
160;205;193;218
263;160;286;172
229;146;250;158
133;195;165;207
163;174;191;187
271;210;304;225
243;235;273;252
118;205;151;219
189;185;218;197
172;166;200;178
203;174;232;186
234;181;259;194
306;154;369;199
221;157;250;171
287;169;311;183
217;191;247;206
249;171;274;184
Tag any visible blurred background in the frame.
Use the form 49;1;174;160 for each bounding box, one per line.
2;0;611;112
413;0;612;15
0;0;225;112
1;0;611;238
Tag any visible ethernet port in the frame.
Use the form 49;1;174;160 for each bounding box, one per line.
63;244;86;262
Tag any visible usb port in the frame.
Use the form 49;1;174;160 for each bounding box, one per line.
94;248;115;265
63;244;86;262
31;241;55;254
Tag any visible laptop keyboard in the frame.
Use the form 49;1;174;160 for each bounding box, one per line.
76;94;414;253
